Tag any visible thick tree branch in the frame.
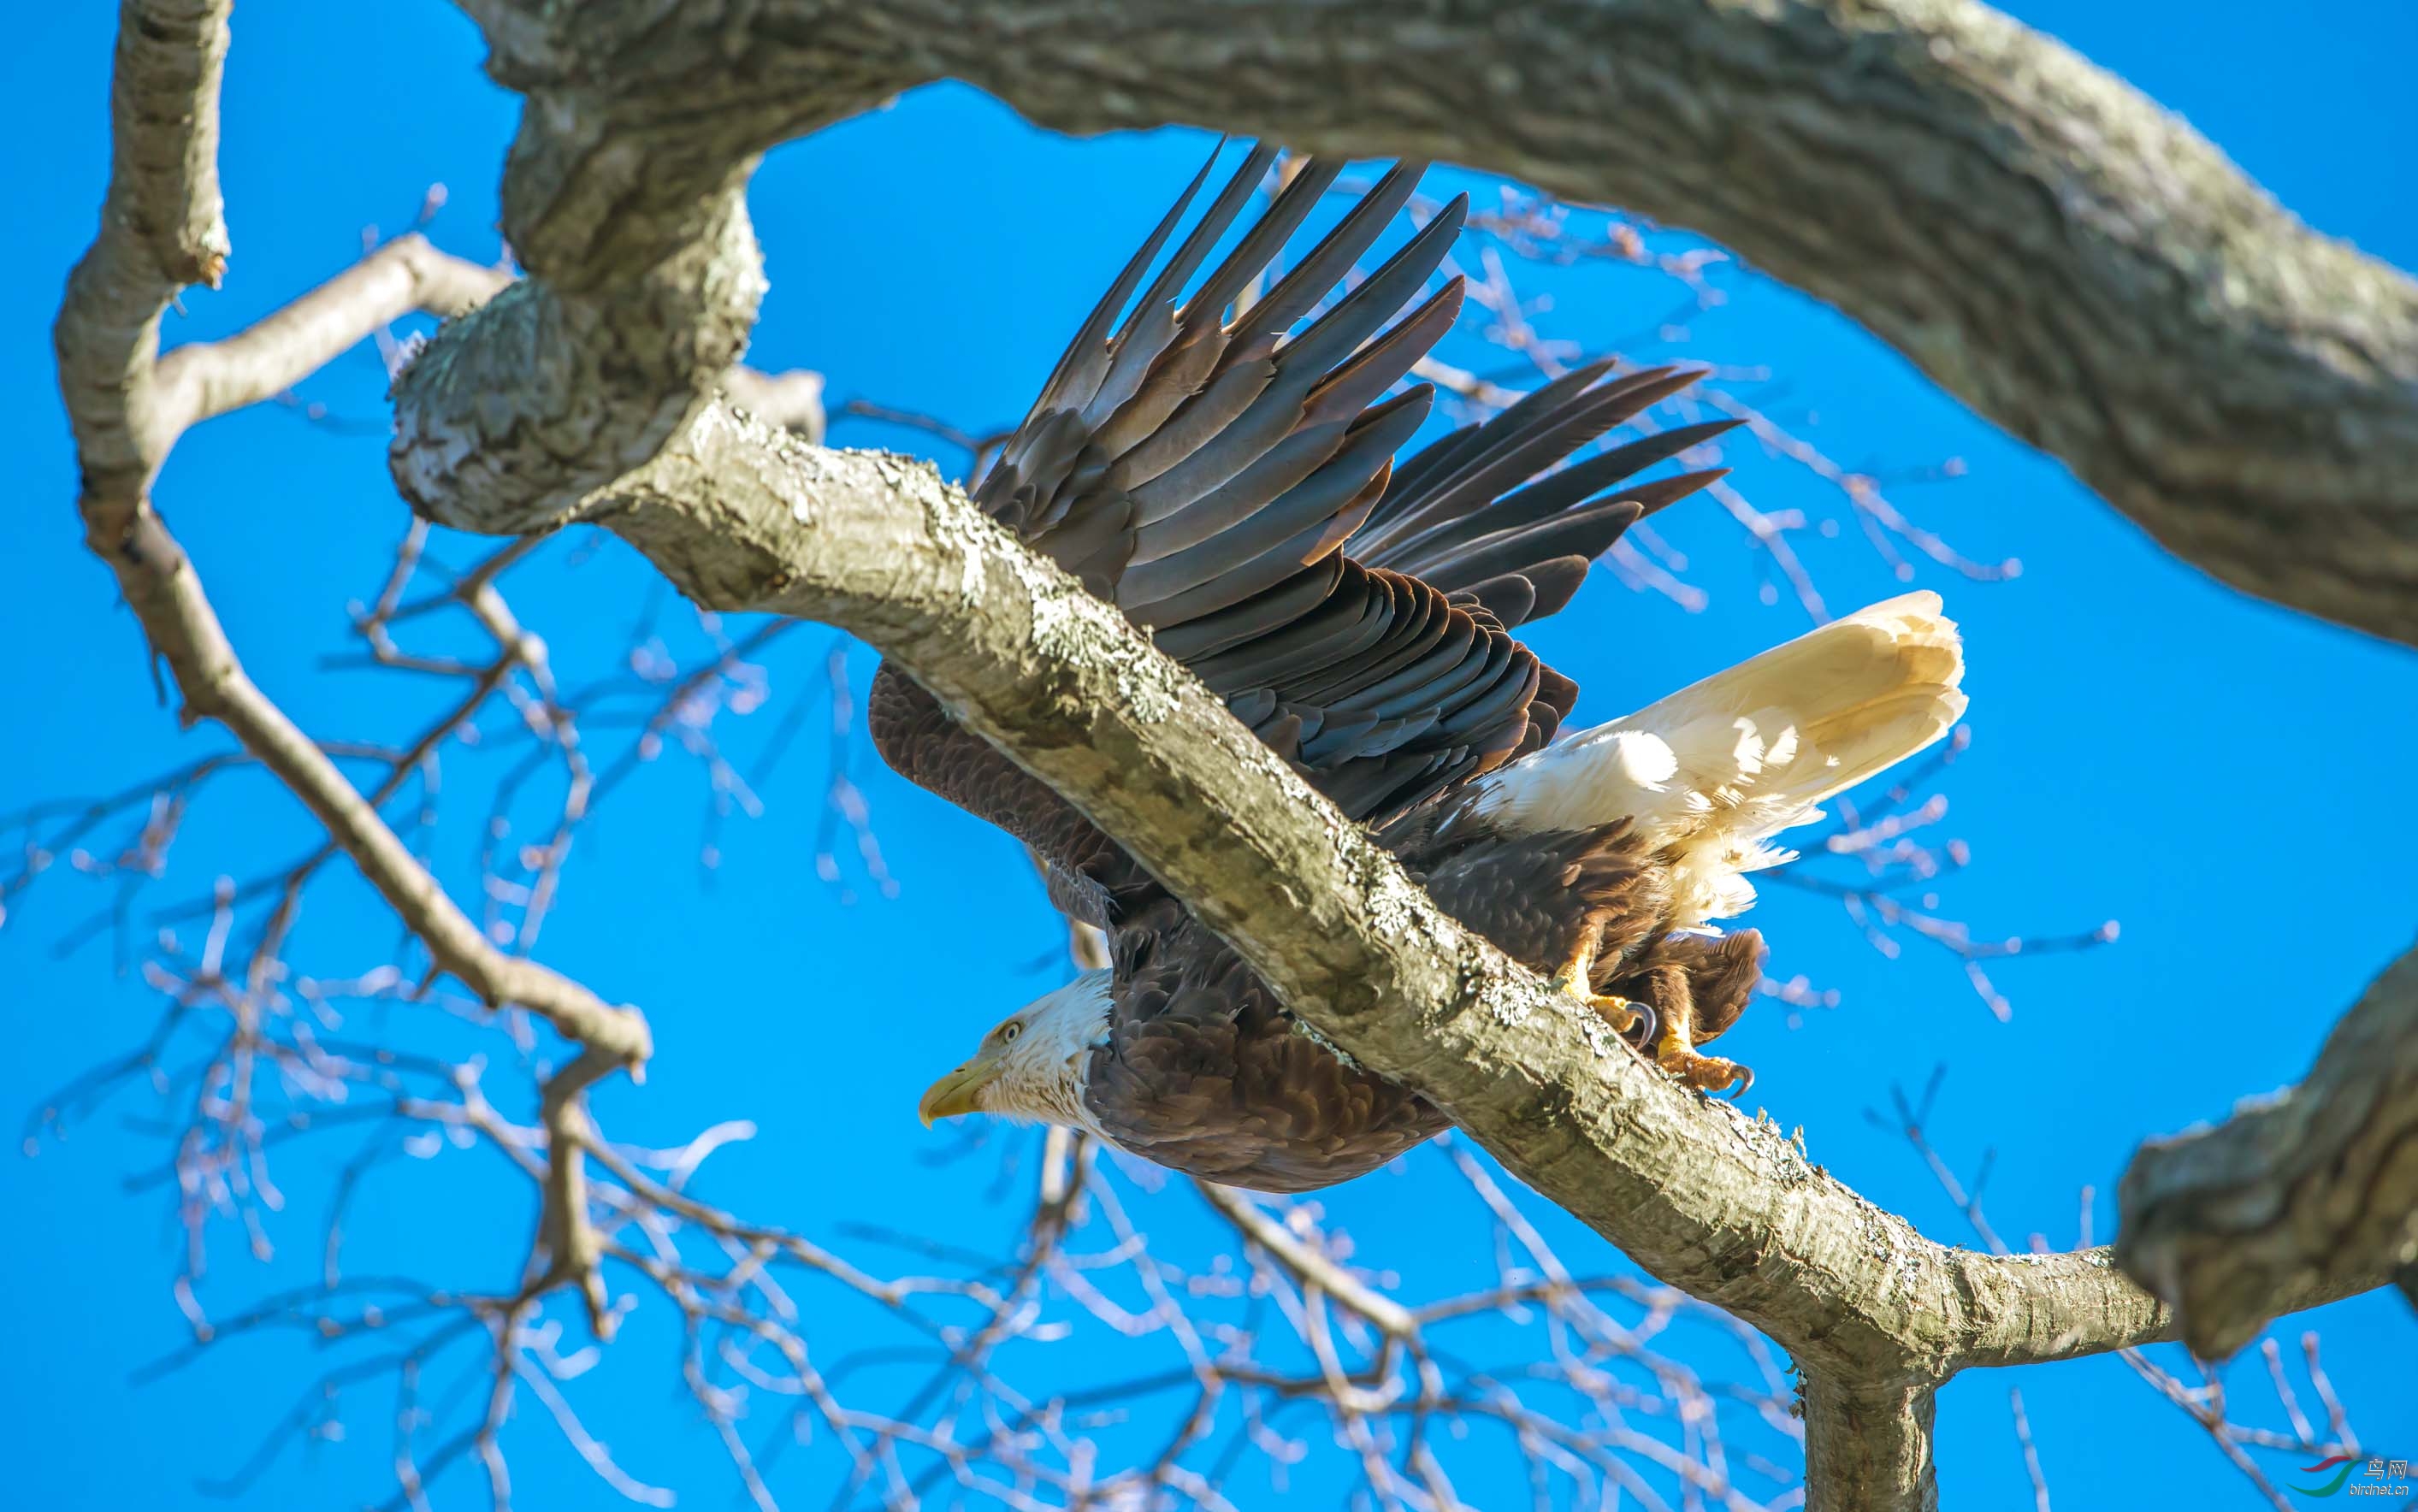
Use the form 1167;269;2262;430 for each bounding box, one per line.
56;0;232;506
55;0;652;1358
410;401;2399;1382
383;5;2413;1503
961;0;2418;643
1805;1377;1937;1512
66;0;2397;1503
2116;941;2418;1359
151;233;507;440
453;0;2418;645
416;385;2356;1510
55;6;647;1066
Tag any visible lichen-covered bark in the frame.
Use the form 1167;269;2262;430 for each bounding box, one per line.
440;0;2418;647
492;403;2404;1357
2116;942;2418;1358
74;1;2403;1504
399;388;2397;1512
371;1;2418;1506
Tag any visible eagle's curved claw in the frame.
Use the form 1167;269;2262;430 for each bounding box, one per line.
1626;998;1660;1051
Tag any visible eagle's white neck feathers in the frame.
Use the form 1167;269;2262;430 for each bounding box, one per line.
981;969;1114;1134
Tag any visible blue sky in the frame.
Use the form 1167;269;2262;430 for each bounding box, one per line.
5;3;2415;1509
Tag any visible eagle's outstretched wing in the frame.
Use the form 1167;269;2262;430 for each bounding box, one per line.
872;145;1732;883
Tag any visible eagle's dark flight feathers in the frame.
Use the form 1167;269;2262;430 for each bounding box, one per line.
873;146;1965;1190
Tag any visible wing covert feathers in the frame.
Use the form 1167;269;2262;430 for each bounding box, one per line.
887;143;1735;859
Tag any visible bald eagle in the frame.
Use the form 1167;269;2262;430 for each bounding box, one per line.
874;147;1966;1191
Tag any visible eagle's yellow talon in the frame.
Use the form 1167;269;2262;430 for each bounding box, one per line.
1548;948;1645;1037
1657;1045;1754;1098
1586;992;1645;1036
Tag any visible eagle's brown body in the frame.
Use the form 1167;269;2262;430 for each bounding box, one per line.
873;670;1764;1190
1088;824;1763;1190
873;145;1774;1189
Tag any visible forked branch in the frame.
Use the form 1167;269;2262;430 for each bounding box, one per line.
56;2;2412;1508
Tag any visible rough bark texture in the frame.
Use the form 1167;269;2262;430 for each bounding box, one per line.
57;0;2412;1507
55;1;627;1051
442;0;2418;646
1806;1377;1937;1512
375;3;2418;1506
401;391;2401;1368
56;0;659;1342
2116;942;2418;1359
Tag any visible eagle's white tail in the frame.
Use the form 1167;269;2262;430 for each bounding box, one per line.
1469;592;1967;924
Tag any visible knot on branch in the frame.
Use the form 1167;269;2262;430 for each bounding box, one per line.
2114;942;2418;1359
388;188;766;535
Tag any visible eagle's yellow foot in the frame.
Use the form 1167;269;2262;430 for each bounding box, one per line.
1655;1043;1754;1098
1549;952;1647;1037
1583;991;1647;1037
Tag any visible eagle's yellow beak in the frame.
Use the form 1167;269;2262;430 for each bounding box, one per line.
917;1049;1002;1127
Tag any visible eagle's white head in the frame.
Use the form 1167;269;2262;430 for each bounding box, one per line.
917;968;1112;1135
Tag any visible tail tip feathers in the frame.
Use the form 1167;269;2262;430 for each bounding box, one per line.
1473;592;1972;923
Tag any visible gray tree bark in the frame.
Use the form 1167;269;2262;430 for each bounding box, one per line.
58;1;2415;1508
2116;943;2418;1359
449;0;2418;647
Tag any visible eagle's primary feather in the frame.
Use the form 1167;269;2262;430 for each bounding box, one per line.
878;147;1966;1190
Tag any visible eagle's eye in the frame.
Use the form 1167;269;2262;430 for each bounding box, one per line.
1000;1022;1022;1043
